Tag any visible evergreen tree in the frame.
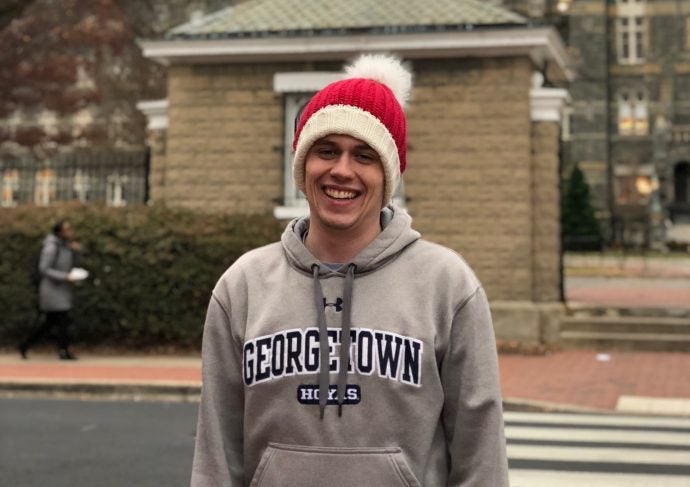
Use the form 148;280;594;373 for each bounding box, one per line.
562;164;603;250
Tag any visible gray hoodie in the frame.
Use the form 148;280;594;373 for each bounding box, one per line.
191;205;508;486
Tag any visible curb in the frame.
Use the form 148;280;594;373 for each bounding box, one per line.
0;380;201;402
502;397;612;415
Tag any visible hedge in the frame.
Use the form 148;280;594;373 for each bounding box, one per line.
0;203;283;349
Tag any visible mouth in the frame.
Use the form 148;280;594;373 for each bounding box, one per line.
323;186;360;200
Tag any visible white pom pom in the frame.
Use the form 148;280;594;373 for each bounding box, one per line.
345;54;412;108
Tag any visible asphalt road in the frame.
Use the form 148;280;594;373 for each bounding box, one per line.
0;397;198;487
4;398;690;486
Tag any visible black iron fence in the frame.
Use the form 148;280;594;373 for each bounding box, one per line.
0;150;149;207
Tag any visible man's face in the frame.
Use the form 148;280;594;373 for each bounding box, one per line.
304;134;385;238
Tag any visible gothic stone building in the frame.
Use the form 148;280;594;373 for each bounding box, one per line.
139;0;570;344
562;0;690;248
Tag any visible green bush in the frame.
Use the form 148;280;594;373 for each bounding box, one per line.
0;203;283;349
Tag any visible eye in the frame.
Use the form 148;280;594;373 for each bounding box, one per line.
356;151;378;164
317;148;337;159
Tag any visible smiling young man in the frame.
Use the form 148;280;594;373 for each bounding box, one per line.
191;54;509;487
303;134;385;262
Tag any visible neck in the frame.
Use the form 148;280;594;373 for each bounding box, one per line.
305;220;381;263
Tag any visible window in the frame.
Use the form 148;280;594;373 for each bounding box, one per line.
616;0;646;64
34;168;55;206
616;175;654;204
282;92;314;212
2;169;19;207
273;72;342;219
618;89;648;136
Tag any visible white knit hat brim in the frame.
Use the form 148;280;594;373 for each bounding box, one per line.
292;104;401;205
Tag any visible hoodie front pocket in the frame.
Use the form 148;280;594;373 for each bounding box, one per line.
249;442;421;487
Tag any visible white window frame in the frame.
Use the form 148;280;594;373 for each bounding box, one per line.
616;0;647;64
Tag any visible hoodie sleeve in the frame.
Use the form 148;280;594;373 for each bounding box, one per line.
191;293;245;487
441;286;509;486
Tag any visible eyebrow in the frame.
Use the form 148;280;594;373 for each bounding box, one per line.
313;138;375;151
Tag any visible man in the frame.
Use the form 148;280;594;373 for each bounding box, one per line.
19;220;81;360
191;54;509;486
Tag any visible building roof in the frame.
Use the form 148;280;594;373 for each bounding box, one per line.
167;0;527;39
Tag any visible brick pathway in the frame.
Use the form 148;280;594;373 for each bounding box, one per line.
0;354;201;385
499;350;690;410
565;276;690;309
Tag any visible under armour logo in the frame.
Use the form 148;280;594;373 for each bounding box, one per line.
323;297;343;312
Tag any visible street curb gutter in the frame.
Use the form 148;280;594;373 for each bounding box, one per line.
502;397;616;415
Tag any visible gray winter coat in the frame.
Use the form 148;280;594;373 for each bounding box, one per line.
38;234;77;312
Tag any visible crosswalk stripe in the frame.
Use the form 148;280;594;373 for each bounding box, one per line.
505;425;690;446
509;469;690;487
505;411;690;483
505;411;690;428
507;444;690;465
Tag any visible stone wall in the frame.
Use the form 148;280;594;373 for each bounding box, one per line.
531;121;562;303
406;57;534;301
162;63;285;213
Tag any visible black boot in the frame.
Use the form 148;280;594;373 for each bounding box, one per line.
58;348;77;360
18;343;28;359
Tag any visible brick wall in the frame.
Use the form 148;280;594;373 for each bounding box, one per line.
405;57;535;301
531;121;562;302
162;63;285;213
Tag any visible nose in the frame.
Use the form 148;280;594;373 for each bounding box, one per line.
329;153;355;179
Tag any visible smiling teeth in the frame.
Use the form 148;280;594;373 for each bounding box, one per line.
325;188;357;199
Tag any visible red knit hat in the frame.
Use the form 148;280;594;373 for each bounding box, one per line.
292;54;412;204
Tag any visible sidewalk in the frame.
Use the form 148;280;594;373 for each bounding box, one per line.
1;348;689;415
0;352;202;402
2;254;688;413
564;253;690;310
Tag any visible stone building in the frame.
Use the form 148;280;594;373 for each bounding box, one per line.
139;0;570;344
559;0;690;248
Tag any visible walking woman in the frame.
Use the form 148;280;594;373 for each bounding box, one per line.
19;220;82;360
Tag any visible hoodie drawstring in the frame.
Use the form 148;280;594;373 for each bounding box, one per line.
337;264;355;416
311;263;356;419
312;264;329;419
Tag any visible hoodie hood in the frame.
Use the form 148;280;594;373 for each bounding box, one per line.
281;204;420;278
